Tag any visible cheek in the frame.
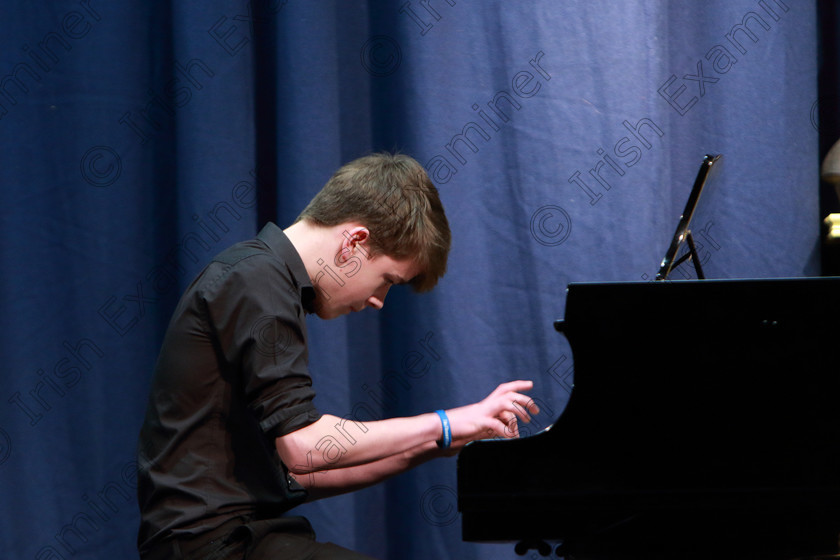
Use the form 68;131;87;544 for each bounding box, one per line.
357;269;383;292
342;273;377;300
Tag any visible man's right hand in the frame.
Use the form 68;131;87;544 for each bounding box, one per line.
443;380;539;450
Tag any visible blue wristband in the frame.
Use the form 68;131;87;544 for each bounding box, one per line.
435;409;451;449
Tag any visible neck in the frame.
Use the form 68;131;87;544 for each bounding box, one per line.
284;220;330;283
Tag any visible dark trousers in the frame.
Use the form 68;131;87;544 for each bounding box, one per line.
142;517;377;560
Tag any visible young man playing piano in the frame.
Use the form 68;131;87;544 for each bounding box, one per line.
136;152;538;560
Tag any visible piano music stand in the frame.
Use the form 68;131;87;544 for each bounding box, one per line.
656;154;722;281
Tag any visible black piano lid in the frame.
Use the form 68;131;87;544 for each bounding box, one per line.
458;276;840;559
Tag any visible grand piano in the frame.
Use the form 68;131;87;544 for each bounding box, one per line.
457;157;840;558
458;277;840;559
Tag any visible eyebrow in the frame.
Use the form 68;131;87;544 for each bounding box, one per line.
387;274;409;285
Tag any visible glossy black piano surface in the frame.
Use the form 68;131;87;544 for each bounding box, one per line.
457;278;840;559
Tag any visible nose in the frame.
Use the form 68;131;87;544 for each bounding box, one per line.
367;285;390;310
367;296;384;310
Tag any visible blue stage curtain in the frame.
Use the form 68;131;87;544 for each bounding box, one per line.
0;1;824;559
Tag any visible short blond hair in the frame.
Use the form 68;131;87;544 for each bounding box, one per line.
297;153;451;292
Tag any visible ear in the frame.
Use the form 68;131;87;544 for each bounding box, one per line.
339;226;371;261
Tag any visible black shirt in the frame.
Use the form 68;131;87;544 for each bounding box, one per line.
137;222;322;553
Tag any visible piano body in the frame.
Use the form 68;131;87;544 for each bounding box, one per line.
458;278;840;559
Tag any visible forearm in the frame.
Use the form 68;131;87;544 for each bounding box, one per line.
277;380;537;478
277;412;442;473
291;439;444;500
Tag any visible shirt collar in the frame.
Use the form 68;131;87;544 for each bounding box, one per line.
256;222;316;313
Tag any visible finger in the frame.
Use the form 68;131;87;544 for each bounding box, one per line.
495;380;534;394
489;380;534;399
484;417;511;439
505;414;522;438
510;402;532;424
495;393;539;422
498;410;518;438
509;394;540;416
